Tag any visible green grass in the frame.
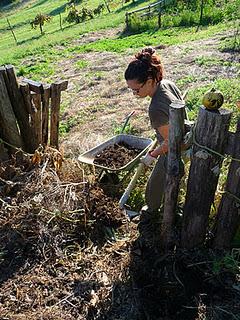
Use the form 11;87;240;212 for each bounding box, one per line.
186;78;240;130
75;59;89;69
195;55;240;68
4;20;233;82
0;0;154;65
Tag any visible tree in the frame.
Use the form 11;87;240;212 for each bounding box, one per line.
30;13;52;35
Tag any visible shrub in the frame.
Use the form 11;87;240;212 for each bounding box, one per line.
30;13;52;35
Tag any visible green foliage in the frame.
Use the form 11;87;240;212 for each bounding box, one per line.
127;186;145;212
212;250;240;274
65;3;105;24
16;60;55;81
126;0;238;33
30;13;52;35
113;122;139;135
59;116;79;135
75;59;89;69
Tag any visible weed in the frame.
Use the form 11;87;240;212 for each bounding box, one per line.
75;59;89;69
212;250;240;274
113;122;138;135
59;116;79;135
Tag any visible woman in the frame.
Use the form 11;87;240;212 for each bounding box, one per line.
125;47;183;216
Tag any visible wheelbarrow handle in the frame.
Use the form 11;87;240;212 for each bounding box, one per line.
119;138;158;209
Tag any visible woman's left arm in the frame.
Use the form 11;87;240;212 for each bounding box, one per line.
150;124;169;158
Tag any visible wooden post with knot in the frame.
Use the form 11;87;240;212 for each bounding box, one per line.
181;106;232;248
160;100;185;249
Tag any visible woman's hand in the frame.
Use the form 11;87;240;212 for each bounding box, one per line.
141;152;157;167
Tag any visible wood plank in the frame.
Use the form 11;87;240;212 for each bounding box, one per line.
225;131;236;156
213;118;240;248
181;107;232;248
161;100;185;249
5;65;34;153
31;93;42;146
20;83;34;114
20;83;37;151
0;72;22;149
128;0;164;15
50;83;61;148
53;80;68;91
42;84;50;146
22;78;44;94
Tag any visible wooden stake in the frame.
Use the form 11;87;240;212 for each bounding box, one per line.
42;85;50;146
50;81;68;149
31;93;42;146
6;18;18;45
213;118;240;248
5;65;34;153
0;71;22;149
59;13;63;31
181;107;232;249
50;83;61;148
160;101;185;249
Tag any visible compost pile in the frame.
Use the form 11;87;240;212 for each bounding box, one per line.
0;148;134;319
0;148;239;320
93;142;142;169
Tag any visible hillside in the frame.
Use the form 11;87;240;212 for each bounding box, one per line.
0;0;240;319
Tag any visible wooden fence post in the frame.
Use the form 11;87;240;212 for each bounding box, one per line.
6;18;18;45
20;82;39;152
42;85;51;146
0;70;22;150
50;81;68;148
213;118;240;248
181;107;232;248
125;12;129;28
4;65;34;153
31;93;42;147
160;101;185;248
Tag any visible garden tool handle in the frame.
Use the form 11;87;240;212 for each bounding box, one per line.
119;138;158;209
121;110;135;134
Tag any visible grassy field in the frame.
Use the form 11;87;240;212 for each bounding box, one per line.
0;0;152;65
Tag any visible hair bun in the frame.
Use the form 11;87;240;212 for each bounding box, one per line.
135;47;156;63
142;47;156;55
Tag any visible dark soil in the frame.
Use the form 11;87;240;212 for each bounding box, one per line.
93;141;142;169
131;240;240;320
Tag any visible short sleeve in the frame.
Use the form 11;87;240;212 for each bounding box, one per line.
149;108;169;129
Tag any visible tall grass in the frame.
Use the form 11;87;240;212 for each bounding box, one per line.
126;0;239;32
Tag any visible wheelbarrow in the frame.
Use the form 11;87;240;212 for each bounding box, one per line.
78;134;153;185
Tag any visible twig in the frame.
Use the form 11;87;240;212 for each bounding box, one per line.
54;293;74;307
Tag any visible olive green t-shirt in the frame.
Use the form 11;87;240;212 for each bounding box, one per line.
149;79;183;143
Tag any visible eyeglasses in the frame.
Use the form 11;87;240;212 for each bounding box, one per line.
129;81;146;94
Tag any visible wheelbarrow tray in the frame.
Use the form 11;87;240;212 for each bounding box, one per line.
78;134;153;172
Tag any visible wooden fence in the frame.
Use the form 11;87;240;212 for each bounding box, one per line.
0;65;68;158
162;101;240;250
125;0;172;29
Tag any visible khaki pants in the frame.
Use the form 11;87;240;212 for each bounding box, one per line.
145;154;167;211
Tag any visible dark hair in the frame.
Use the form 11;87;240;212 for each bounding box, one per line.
124;47;164;84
